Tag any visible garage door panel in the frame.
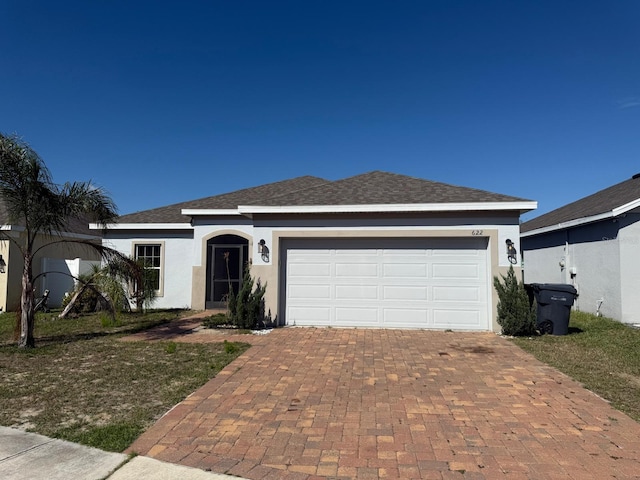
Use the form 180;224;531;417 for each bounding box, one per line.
383;285;428;300
289;284;331;299
335;249;372;257
335;307;378;325
289;306;331;323
284;238;489;330
289;263;331;277
336;285;379;300
433;286;480;302
383;263;428;278
335;263;378;277
433;308;482;328
432;263;480;280
432;248;482;256
383;308;429;325
382;249;428;256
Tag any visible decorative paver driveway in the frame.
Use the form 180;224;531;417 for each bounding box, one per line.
128;327;640;479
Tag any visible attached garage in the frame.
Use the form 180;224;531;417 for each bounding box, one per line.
281;237;490;330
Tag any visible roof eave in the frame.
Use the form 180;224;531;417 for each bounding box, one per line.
521;198;640;238
89;223;193;230
237;202;538;215
521;212;614;237
181;209;243;216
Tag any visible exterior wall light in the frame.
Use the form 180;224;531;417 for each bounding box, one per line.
505;239;518;264
257;239;269;262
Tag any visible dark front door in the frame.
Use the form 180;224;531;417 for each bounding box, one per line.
205;236;248;309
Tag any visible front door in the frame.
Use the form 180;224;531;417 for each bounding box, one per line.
205;236;248;309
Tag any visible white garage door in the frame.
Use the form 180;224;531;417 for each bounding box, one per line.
283;237;490;330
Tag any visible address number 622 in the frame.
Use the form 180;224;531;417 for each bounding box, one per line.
471;230;483;236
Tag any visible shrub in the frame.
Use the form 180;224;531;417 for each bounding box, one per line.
228;265;267;330
493;266;537;336
202;312;230;328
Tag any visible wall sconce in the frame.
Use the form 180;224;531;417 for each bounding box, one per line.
505;239;517;264
0;255;5;274
257;239;269;262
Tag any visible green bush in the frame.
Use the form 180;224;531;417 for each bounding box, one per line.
493;266;537;336
228;265;267;330
202;312;230;328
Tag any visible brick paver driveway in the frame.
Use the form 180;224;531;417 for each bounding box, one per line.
128;327;640;479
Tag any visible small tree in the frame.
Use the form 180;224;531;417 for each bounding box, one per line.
493;265;536;336
59;258;156;319
0;133;146;347
228;264;266;329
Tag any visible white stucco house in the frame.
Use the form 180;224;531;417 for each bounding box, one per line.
98;171;536;331
521;173;640;324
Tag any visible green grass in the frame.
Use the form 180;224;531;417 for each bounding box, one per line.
0;310;249;452
512;310;640;421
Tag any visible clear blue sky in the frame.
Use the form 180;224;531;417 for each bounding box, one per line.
2;1;639;220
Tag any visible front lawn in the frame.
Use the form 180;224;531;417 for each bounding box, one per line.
0;310;249;452
512;310;640;422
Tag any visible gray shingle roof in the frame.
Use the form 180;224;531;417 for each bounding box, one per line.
118;171;532;224
521;174;640;233
252;171;529;206
118;176;330;223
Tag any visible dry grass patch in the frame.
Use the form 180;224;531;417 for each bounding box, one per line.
0;310;249;452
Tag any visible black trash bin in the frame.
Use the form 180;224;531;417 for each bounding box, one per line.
530;283;578;335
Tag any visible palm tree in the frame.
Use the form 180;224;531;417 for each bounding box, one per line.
0;133;142;348
58;258;157;319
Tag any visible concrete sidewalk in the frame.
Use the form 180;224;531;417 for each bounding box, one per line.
0;426;242;480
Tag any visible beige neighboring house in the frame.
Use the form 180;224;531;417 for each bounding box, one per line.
98;171;536;331
0;201;102;312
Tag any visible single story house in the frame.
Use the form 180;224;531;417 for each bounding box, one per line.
0;201;102;311
99;171;536;331
521;173;640;324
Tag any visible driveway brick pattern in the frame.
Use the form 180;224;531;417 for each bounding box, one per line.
129;328;640;479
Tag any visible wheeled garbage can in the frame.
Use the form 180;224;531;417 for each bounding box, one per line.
531;283;578;335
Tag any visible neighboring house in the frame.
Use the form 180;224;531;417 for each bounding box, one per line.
521;173;640;324
98;171;536;331
0;201;103;311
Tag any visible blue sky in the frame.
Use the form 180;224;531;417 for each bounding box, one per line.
2;1;639;220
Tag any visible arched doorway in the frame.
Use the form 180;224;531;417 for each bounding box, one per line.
205;235;249;309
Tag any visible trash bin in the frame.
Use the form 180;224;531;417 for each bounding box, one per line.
530;283;578;335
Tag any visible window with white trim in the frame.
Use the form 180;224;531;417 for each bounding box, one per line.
134;243;163;295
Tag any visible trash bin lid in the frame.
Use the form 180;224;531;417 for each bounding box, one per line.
532;283;577;295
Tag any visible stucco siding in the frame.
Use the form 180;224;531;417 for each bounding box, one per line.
105;231;194;310
569;236;621;319
619;219;640;324
522;244;567;285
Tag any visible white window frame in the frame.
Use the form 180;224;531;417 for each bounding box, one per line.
132;241;165;297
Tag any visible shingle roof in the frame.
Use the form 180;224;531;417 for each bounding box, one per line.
118;175;330;223
252;171;528;206
118;171;532;224
521;174;640;233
